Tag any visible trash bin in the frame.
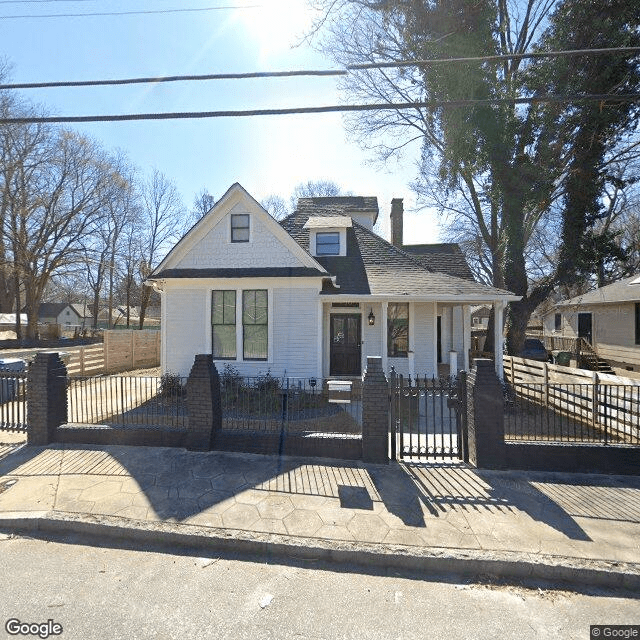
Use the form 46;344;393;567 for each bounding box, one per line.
555;352;571;366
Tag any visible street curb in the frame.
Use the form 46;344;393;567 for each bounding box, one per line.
1;512;639;590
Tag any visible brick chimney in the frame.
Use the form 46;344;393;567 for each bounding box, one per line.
390;198;403;248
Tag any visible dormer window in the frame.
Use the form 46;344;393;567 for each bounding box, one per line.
303;216;350;257
316;232;340;256
231;214;250;242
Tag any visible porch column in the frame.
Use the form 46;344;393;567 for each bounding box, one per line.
381;301;388;374
462;304;471;371
433;301;438;377
317;300;323;379
494;300;504;380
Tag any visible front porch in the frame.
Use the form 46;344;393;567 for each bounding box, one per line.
319;298;506;379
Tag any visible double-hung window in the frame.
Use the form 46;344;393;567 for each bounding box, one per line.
243;290;268;360
212;291;237;359
554;313;561;331
316;232;340;255
231;214;250;242
388;303;409;357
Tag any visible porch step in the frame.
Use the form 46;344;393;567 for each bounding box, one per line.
580;353;615;374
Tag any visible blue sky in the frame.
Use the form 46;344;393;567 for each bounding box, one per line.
0;0;439;242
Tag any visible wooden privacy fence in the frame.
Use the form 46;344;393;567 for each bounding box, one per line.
504;356;640;443
66;330;161;376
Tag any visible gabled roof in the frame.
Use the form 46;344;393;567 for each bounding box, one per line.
36;302;72;317
70;303;92;318
280;210;516;300
556;275;640;307
402;243;475;281
150;183;327;280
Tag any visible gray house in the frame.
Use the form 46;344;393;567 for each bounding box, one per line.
542;275;640;373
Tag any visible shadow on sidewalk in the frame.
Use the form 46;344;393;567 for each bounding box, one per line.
2;443;639;544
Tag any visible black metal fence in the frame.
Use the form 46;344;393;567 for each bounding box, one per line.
390;374;464;460
504;382;640;445
0;371;27;432
66;374;188;429
220;373;362;438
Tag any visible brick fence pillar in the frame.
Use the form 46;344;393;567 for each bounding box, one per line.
466;358;505;469
186;354;222;451
362;356;389;464
27;352;68;446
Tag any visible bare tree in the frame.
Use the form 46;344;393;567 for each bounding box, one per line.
139;169;184;328
261;194;290;220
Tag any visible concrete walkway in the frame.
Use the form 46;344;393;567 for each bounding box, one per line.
0;440;639;589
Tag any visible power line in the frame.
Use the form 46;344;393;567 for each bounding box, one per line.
1;94;638;124
0;4;261;18
351;47;640;70
1;47;639;91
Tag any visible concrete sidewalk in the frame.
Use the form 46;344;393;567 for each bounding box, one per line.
0;439;639;589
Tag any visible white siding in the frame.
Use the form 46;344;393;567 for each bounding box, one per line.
270;288;319;378
175;204;303;269
162;283;321;379
163;288;208;376
361;302;383;372
412;302;436;377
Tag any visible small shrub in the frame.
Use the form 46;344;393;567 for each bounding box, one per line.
254;369;281;395
159;372;185;397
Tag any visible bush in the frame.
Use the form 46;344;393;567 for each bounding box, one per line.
159;372;185;397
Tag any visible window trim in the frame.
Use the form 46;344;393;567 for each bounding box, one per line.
242;289;268;361
635;302;640;345
310;228;347;257
230;213;250;243
387;302;409;358
315;231;340;256
211;290;237;360
210;288;272;363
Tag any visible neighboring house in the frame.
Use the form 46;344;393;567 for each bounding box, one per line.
470;305;491;328
30;302;85;326
0;313;27;331
147;183;518;380
542;275;640;372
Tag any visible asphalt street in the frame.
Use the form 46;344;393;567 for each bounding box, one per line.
0;534;637;640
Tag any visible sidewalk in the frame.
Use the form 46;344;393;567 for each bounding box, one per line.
0;439;639;589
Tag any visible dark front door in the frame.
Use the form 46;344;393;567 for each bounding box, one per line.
578;313;593;344
330;314;361;376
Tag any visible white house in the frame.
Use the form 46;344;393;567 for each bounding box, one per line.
147;184;518;380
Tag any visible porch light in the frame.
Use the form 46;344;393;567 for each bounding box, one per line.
368;309;375;326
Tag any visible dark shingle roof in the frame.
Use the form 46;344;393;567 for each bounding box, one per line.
280;211;514;299
296;197;379;224
151;267;327;279
402;243;475;281
36;302;71;318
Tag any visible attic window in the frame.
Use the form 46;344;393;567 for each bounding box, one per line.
316;232;340;256
231;214;250;242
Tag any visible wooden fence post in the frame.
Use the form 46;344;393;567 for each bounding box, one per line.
543;361;549;409
131;330;136;369
104;331;110;373
79;346;85;376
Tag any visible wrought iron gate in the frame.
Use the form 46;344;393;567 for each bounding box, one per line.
390;371;467;461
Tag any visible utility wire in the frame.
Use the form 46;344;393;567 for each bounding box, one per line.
0;4;261;18
1;94;638;124
1;47;639;90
